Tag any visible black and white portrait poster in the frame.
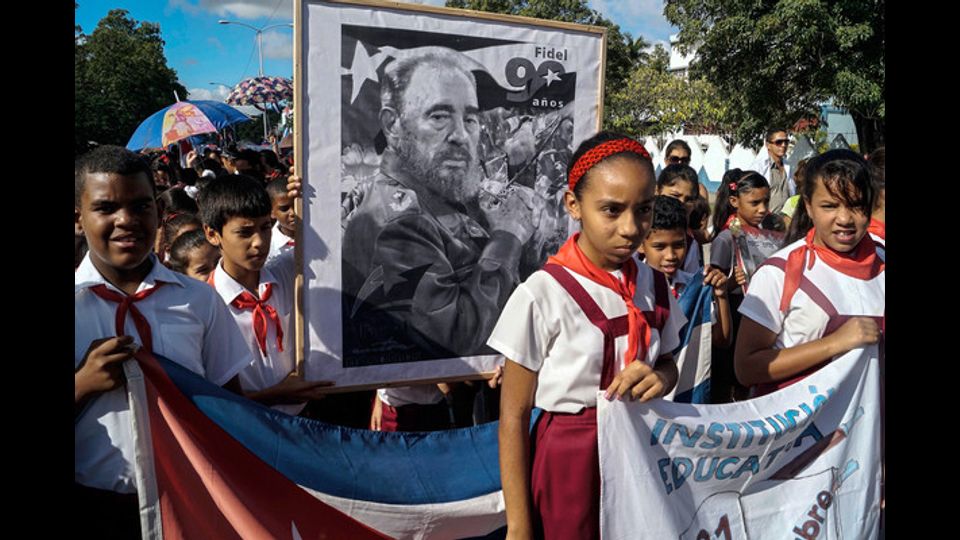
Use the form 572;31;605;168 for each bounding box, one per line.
296;0;606;388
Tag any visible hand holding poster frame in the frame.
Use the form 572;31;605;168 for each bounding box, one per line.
293;0;607;390
727;217;785;294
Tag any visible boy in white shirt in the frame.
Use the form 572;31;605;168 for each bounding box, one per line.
265;177;297;263
74;145;253;538
200;174;332;414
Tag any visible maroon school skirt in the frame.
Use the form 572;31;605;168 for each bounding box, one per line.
530;407;600;540
379;401;452;432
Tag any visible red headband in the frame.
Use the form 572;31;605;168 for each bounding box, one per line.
568;138;651;191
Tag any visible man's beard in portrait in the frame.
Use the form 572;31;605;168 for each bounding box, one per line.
396;131;481;207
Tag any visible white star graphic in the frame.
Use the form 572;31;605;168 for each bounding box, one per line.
292;520;303;540
542;68;562;87
341;41;385;106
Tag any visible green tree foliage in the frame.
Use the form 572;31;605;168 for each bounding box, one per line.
606;44;732;141
664;0;884;151
445;0;644;122
232;109;282;144
75;8;187;152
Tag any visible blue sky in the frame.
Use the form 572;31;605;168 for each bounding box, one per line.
75;0;677;103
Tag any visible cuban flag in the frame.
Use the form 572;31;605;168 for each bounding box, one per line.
125;350;509;539
663;270;714;404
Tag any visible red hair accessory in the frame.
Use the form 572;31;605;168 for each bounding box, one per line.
728;182;737;191
567;138;651;191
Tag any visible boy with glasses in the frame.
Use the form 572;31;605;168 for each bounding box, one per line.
749;128;794;214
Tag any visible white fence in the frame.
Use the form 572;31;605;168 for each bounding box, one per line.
643;133;849;192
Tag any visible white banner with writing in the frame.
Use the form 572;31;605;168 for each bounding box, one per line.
598;347;881;539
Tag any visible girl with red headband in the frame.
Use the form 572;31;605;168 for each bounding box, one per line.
733;149;883;397
488;132;687;540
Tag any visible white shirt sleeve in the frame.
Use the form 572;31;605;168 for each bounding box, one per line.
486;283;555;373
201;287;254;385
658;287;687;357
265;249;297;289
738;264;787;335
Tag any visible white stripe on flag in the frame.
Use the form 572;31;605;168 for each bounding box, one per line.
126;361;164;540
301;485;506;540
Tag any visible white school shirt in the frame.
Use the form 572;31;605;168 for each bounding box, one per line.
75;253;252;493
682;236;703;275
210;250;304;416
266;221;295;263
378;385;445;407
738;237;885;350
487;258;687;413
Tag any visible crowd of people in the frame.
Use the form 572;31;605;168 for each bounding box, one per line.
74;120;884;537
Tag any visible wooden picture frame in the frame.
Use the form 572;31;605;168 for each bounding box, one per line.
294;0;607;391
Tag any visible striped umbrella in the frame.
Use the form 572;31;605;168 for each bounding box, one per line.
126;100;251;151
225;76;293;106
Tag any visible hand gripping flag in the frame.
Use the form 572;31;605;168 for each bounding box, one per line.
125;350;509;539
664;271;714;404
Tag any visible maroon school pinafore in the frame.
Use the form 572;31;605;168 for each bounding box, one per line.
530;264;669;540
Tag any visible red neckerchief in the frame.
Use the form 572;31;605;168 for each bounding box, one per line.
546;233;651;367
89;283;166;352
207;269;283;355
780;229;884;312
231;284;284;356
868;218;885;240
670;280;684;299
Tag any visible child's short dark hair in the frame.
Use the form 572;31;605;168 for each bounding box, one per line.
265;177;289;199
75;145;153;206
161;213;202;255
197;174;272;232
158;187;199;219
261;149;282;171
201;158;223;174
649;195;688;234
237;149;263;168
657;164;698;190
688;196;711;230
168;229;211;274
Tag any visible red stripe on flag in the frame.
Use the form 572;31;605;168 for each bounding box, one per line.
134;351;391;539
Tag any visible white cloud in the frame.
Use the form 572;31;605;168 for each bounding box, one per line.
169;0;293;20
207;36;224;49
261;29;293;60
187;86;231;101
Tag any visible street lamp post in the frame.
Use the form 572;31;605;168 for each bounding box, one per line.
218;20;293;143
